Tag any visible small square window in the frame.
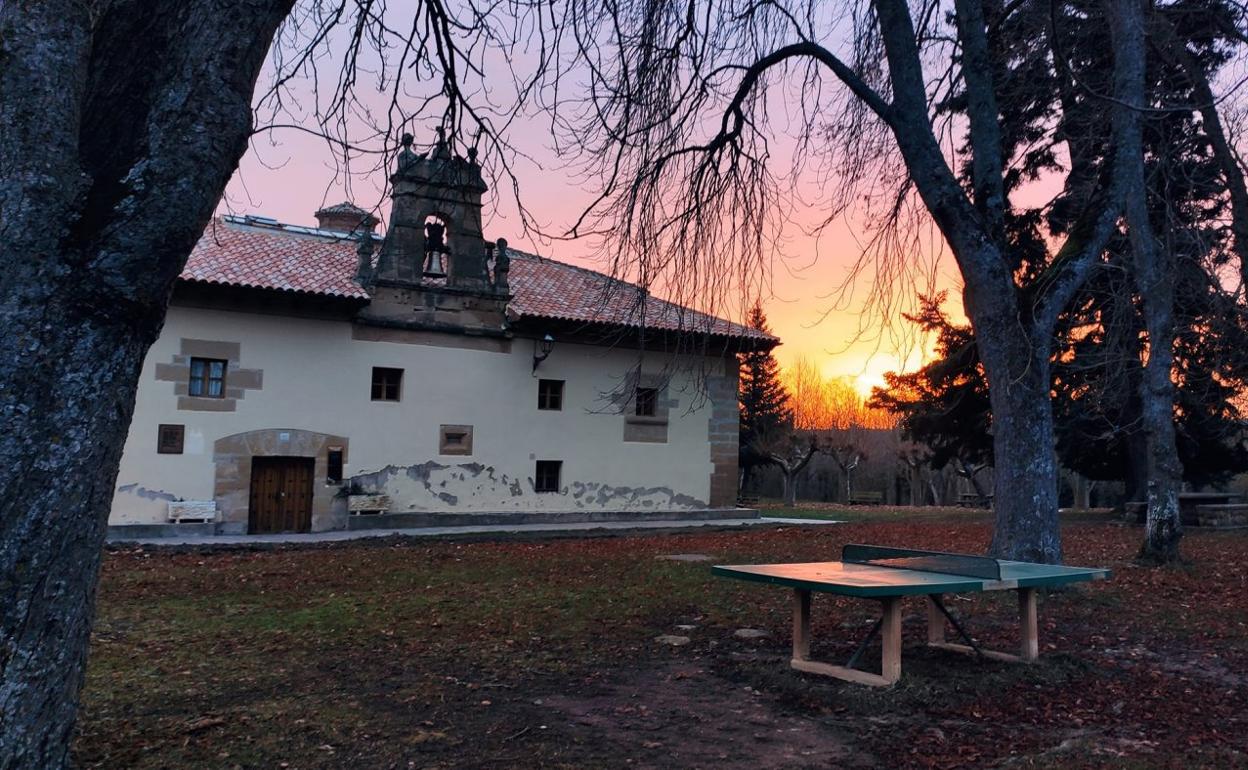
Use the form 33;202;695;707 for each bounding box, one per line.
538;379;564;411
327;447;344;484
439;424;473;456
371;367;403;401
157;424;184;454
188;358;227;398
535;460;562;493
634;387;659;417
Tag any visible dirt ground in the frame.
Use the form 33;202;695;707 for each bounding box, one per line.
74;511;1248;768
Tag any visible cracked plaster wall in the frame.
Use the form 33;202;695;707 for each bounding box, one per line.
351;461;707;513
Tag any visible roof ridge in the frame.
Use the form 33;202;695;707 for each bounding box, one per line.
220;214;381;243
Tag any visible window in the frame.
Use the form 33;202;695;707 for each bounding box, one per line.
538;379;564;411
157;424;184;454
634;387;659;417
439;425;473;456
327;447;344;484
371;367;403;401
535;460;562;493
188;357;227;398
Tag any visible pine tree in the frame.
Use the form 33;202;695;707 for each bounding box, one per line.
738;303;791;491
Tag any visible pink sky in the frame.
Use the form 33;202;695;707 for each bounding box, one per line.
223;12;969;396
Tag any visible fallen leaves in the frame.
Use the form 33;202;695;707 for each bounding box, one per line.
77;516;1248;769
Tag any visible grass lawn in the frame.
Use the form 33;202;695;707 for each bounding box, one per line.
76;512;1248;768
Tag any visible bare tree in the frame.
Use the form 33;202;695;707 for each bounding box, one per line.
755;432;822;506
553;0;1159;563
899;441;932;506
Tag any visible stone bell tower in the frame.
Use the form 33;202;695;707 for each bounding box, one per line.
357;130;511;337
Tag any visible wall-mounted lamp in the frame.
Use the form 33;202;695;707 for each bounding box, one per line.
532;334;555;373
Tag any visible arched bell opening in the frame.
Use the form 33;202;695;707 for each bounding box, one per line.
423;213;451;278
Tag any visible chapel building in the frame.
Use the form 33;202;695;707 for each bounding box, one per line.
108;133;776;536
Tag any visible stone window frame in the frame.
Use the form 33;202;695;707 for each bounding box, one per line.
439;424;473;456
537;378;564;411
534;460;562;493
155;339;262;413
614;373;674;443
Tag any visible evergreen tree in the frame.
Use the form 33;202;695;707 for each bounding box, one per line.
738;303;791;491
868;294;992;476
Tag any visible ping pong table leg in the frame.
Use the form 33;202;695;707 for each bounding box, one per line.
1019;588;1039;662
926;595;945;645
880;597;902;684
792;588;811;661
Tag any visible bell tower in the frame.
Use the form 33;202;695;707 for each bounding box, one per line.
357;131;511;337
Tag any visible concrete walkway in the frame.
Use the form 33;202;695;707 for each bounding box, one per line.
106;516;837;547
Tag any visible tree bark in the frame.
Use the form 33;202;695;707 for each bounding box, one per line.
783;472;798;507
1106;0;1184;563
982;349;1063;561
0;1;292;765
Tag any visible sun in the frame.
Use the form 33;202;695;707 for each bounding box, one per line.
853;371;887;399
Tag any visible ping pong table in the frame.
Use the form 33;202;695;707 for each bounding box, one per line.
713;544;1110;686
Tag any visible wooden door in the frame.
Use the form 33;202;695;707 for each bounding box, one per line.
249;457;314;533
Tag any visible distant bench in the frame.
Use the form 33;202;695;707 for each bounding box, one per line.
1125;492;1243;527
1192;504;1248;529
737;495;760;508
848;491;883;506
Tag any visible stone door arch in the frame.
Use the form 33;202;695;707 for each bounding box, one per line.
213;429;348;534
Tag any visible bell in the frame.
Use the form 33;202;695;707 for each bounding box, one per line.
423;249;447;278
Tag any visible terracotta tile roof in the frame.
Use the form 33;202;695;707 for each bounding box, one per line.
182;218;371;299
180;217;774;343
505;250;769;340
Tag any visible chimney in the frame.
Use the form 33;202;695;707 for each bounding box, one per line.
314;202;379;233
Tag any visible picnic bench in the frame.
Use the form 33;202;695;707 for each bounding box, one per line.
714;544;1109;686
848;491;883;506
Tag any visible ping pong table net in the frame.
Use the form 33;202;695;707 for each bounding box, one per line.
841;544;1003;581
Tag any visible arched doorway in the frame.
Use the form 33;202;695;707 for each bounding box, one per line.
213;429;349;534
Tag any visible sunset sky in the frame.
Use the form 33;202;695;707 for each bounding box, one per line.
222;8;966;397
224;122;959;396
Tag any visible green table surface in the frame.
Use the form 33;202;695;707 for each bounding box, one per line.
712;560;1110;598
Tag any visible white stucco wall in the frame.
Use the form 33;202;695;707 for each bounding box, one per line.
110;303;731;529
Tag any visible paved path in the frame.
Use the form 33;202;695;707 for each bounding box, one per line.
107;517;837;547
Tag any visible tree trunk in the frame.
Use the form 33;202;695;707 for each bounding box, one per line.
0;1;291;765
782;471;797;506
984;356;1063;562
1136;305;1183;563
1072;473;1092;510
1107;0;1184;564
